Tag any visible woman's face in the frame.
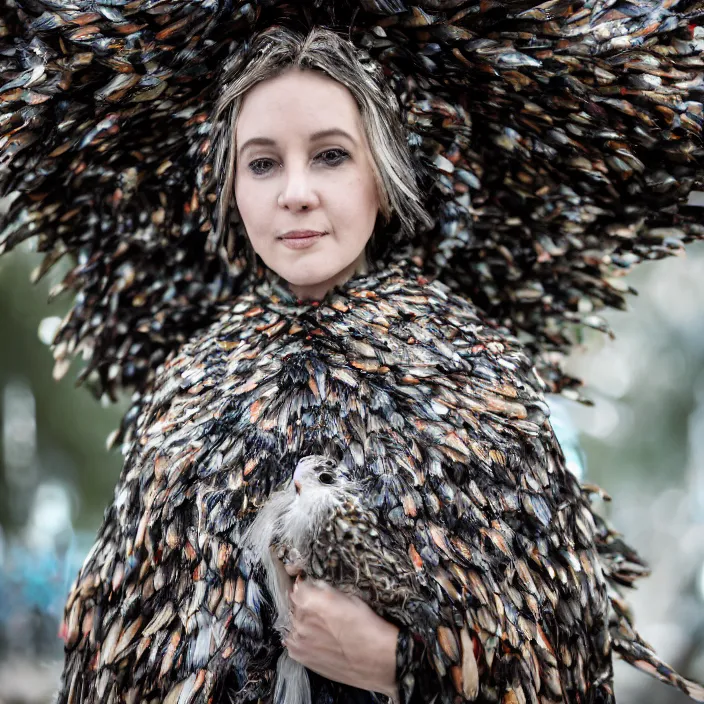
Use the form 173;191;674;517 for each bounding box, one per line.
234;67;380;300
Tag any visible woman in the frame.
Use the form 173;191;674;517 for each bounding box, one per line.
53;25;704;704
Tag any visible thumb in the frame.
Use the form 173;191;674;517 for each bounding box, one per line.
284;562;305;578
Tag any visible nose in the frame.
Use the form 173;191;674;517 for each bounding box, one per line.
294;480;302;495
277;162;320;212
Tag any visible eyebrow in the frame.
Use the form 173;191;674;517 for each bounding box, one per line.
237;128;358;158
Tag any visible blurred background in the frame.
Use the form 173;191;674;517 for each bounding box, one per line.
0;220;702;702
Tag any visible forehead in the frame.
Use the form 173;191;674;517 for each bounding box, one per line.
236;68;364;141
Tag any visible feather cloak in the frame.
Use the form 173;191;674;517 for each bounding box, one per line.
57;257;704;704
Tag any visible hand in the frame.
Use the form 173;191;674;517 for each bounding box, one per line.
282;568;400;701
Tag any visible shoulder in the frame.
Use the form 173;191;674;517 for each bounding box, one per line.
343;264;546;385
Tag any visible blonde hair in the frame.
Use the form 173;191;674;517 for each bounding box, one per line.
211;25;433;266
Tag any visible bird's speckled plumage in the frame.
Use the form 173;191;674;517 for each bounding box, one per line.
57;261;704;704
244;454;439;704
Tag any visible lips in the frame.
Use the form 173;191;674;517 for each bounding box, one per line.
279;229;327;250
280;230;326;239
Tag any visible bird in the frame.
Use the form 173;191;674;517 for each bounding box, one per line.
243;454;438;704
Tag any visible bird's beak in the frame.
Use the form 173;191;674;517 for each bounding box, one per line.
294;480;301;495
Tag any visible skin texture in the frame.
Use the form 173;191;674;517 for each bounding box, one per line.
235;67;398;696
283;566;400;702
233;67;380;301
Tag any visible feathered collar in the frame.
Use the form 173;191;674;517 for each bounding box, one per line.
243;252;427;313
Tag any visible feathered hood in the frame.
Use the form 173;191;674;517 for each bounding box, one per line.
0;0;702;409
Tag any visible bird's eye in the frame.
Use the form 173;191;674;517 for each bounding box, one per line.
318;472;335;485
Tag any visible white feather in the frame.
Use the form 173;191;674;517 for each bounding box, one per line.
242;455;360;704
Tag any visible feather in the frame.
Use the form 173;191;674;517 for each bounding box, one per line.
46;262;704;703
0;0;702;418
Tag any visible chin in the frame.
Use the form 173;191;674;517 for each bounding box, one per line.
274;251;355;289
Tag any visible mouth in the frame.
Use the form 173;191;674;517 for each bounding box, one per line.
279;230;327;250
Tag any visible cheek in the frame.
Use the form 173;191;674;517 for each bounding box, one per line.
233;177;255;227
234;177;271;245
348;170;378;211
358;169;381;228
329;171;379;233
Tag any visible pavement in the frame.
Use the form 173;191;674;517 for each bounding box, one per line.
0;658;61;704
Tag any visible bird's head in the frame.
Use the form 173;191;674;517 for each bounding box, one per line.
284;455;358;547
292;455;338;491
292;454;356;500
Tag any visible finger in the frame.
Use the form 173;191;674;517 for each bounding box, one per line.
308;578;331;590
290;581;314;614
291;575;308;603
284;562;305;577
283;628;300;655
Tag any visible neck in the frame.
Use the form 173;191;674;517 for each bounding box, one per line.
287;251;369;302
